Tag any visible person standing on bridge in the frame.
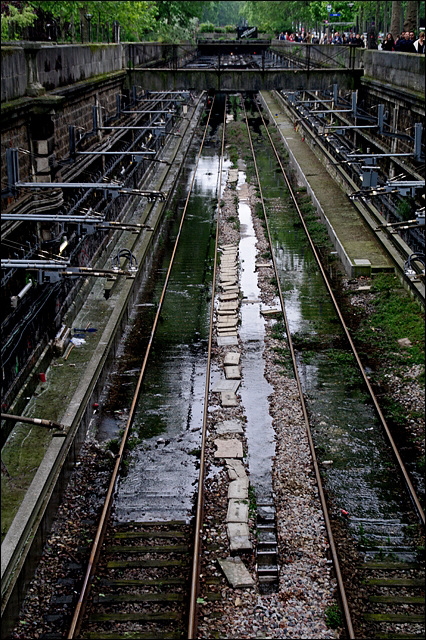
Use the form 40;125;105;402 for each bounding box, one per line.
414;31;425;53
394;31;405;50
381;32;395;50
350;33;364;47
396;32;416;52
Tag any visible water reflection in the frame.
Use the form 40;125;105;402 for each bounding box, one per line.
111;149;229;523
237;174;275;503
257;146;415;549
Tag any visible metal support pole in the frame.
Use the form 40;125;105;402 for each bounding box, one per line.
377;103;385;134
1;413;64;430
351;91;357;118
414;123;423;162
93;105;98;133
6;148;20;196
333;83;338;107
69;125;76;158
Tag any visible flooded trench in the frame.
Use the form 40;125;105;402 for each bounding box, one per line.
237;172;275;503
96;124;230;522
252;139;419;557
97;95;417;551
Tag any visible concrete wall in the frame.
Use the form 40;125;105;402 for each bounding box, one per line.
362;49;425;94
2;43;124;102
3;40;424;104
1;42;195;103
1;46;27;102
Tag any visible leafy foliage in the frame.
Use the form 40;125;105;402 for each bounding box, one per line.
240;1;357;33
2;1;425;42
325;603;343;629
201;1;244;26
356;273;425;368
1;1;37;39
2;1;159;41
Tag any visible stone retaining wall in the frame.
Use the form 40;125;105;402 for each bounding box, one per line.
1;42;195;103
362;48;425;94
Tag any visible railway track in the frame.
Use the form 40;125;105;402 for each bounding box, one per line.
270;88;425;303
357;530;425;639
64;95;227;640
79;520;193;640
7;91;423;640
247;94;425;639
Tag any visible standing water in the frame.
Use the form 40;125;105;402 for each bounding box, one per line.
107;146;229;523
237;171;275;503
254;140;418;556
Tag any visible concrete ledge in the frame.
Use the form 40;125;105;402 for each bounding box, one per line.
259;90;393;278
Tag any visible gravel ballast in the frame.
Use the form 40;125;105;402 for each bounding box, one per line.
196;173;339;639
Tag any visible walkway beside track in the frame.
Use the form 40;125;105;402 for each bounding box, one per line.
259;90;393;278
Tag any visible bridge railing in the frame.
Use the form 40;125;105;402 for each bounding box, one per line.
271;40;425;94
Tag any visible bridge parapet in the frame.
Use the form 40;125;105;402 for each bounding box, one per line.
1;42;196;103
271;40;425;96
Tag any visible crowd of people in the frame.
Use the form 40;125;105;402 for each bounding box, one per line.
277;29;425;53
382;30;425;52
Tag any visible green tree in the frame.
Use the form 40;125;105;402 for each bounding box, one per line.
155;1;206;26
1;1;37;40
240;1;356;35
403;0;418;32
201;1;244;26
2;1;159;41
390;0;402;37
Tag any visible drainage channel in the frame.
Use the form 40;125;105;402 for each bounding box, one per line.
93;146;228;525
236;170;279;591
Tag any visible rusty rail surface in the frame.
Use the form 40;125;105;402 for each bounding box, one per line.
187;95;228;639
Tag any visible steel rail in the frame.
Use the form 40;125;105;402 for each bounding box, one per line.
255;98;425;526
187;96;227;640
242;99;356;640
67;96;215;639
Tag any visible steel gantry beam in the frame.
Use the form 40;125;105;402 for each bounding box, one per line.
1;213;154;234
14;182;167;201
72;151;171;166
6;150;167;200
1;259;137;284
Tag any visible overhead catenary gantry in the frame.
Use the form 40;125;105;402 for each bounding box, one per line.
0;259;137;284
1;213;154;234
283;84;425;195
5;148;167;201
2;86;176;289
